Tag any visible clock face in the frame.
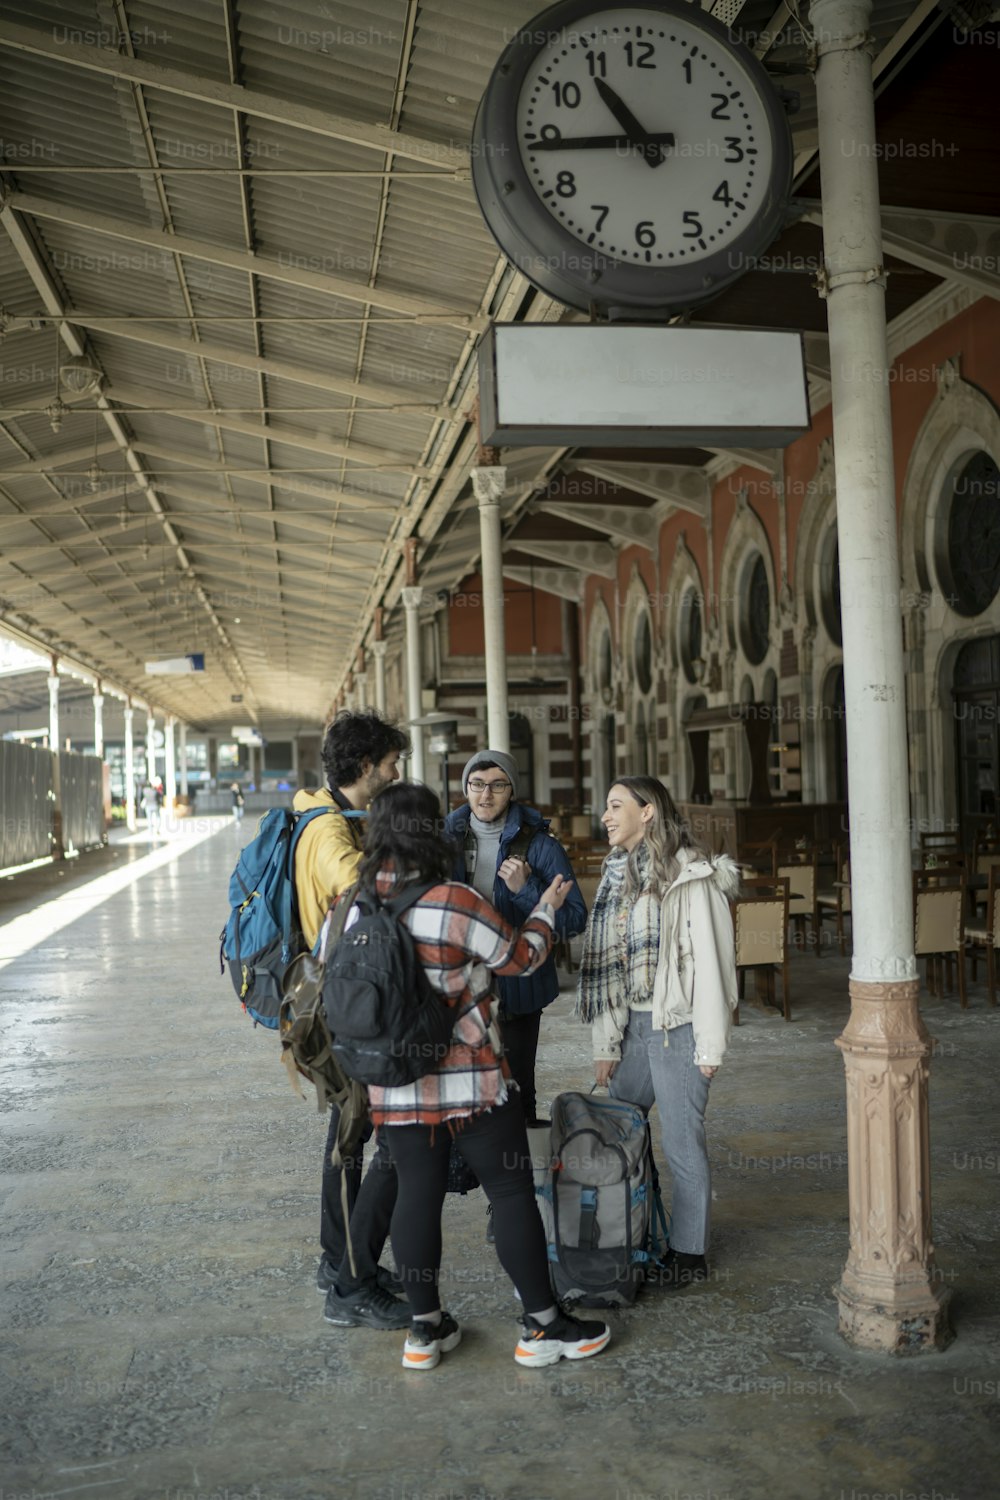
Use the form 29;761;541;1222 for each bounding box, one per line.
516;6;775;267
472;0;792;312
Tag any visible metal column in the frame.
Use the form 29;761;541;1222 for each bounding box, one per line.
813;0;950;1352
164;715;177;810
124;705;136;831
402;586;426;782
47;672;60;750
92;690;104;759
472;465;510;752
371;639;388;714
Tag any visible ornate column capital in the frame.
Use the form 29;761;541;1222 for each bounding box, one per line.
401;585;424;612
471;465;507;507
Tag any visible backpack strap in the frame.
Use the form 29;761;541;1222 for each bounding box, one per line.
280;806;349;958
507;824;536;863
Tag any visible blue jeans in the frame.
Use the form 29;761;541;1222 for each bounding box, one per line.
609;1012;712;1255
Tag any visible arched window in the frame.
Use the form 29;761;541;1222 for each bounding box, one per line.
819;529;843;645
938;451;1000;617
740;553;771;666
634;611;653;694
680;587;704;684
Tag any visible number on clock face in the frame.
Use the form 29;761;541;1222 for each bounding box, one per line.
516;7;773;265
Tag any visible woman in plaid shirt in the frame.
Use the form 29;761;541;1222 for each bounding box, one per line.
358;782;612;1373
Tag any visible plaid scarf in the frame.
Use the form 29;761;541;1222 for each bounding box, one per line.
576;843;660;1023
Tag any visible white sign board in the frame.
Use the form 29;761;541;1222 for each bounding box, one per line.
479;324;810;448
145;653;205;675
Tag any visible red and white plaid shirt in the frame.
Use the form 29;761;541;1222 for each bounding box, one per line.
365;875;555;1129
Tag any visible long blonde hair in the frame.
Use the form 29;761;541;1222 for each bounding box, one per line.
611;776;707;900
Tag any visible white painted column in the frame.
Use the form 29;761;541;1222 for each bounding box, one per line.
179;722;189;796
813;0;948;1353
145;710;157;784
92;690;105;759
371;640;388;714
164;715;177;809
355;672;368;711
401;586;426;783
47;672;60;750
473;465;510;752
124;705;136;831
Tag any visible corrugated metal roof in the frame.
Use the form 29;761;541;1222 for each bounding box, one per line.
0;0;977;728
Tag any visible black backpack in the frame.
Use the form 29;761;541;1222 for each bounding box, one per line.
322;883;455;1088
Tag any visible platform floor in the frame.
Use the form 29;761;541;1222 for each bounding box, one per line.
1;816;997;1500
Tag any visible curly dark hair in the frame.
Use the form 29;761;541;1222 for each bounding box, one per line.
321;710;410;790
357;782;455;891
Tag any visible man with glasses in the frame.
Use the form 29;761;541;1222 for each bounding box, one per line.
445;748;587;1236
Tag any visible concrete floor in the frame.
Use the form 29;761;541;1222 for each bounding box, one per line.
1;817;998;1500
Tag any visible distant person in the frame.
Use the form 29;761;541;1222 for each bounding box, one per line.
231;782;245;825
294;710;411;1330
140;779;161;836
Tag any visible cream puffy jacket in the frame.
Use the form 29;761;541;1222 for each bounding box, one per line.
592;850;740;1068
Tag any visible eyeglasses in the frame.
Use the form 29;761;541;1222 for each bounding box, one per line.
468;779;512;795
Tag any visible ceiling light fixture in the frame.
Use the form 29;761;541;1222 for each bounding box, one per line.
60;355;103;399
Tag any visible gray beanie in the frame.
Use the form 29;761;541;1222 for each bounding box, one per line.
461;748;519;798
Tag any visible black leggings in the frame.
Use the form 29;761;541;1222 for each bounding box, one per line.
382;1098;554;1318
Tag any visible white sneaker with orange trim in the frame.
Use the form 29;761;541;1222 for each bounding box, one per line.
514;1309;611;1367
401;1311;462;1371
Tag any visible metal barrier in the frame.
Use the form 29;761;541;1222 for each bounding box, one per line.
0;740;106;869
58;750;107;853
0;738;54;867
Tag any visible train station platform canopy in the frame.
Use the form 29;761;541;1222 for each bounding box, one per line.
0;0;997;730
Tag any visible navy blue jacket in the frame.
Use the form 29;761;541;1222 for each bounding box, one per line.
444;802;588;1016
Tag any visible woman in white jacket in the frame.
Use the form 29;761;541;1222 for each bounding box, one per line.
577;777;739;1286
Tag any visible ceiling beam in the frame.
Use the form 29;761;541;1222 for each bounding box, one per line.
798;203;1000;302
31;314;452;415
95;383;423;471
567;459;710;517
0;441;122;477
124;442;403;510
503;538;617;578
502;564;582;603
0;20;469;172
537;500;657;552
2;193;484;331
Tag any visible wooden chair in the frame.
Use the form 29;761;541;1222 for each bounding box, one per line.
920;830;963;856
731;875;791;1021
570;814;593;841
966;863;1000;1007
739;837;778;878
971;835;1000;917
817;842;851;957
913;869;967;1007
777;855;821;958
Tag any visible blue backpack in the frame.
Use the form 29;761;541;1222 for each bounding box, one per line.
219;805;363;1029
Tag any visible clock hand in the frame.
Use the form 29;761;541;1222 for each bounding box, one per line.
524;131;675;151
593;77;666;168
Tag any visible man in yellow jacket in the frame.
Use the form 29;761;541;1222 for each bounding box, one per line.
295;708;411;1330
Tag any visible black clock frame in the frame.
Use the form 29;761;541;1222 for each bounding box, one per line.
471;0;794;315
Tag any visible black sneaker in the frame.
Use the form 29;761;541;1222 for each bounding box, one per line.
485;1205;495;1245
323;1282;411;1330
316;1260;403;1297
402;1311;462;1371
514;1308;611;1367
648;1249;709;1288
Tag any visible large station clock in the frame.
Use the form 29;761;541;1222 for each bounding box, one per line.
472;0;794;314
